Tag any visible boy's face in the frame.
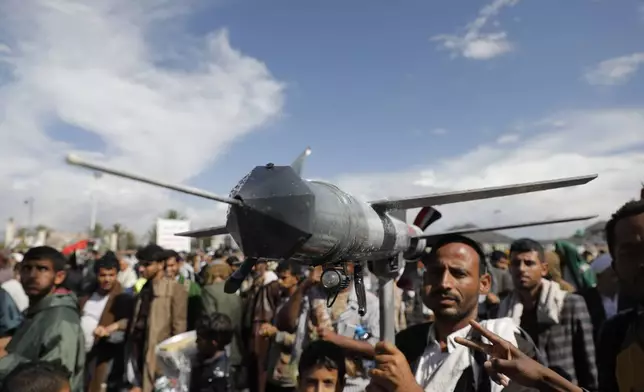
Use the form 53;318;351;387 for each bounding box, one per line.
196;332;217;358
298;366;343;392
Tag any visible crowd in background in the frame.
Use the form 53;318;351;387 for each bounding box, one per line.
0;195;640;392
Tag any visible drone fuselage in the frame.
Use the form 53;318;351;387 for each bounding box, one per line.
225;164;426;265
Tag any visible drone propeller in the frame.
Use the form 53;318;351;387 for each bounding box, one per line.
414;214;598;241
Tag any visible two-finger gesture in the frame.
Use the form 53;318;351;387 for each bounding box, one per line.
367;341;422;392
454;320;548;389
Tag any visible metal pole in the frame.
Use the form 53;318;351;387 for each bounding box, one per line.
27;198;33;231
378;275;396;343
90;172;101;235
373;208;406;343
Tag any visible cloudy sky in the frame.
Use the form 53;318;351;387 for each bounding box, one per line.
0;0;643;240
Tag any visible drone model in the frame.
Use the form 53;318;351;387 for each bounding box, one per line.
66;148;597;315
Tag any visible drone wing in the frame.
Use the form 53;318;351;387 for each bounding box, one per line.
413;215;598;241
368;174;597;211
175;225;229;238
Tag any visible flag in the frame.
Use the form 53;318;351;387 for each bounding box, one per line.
413;206;442;231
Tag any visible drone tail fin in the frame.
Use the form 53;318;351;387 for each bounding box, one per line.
291;146;312;176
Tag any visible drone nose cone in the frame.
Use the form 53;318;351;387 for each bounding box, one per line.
227;165;315;259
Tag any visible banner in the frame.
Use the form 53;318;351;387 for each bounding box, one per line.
156;219;191;252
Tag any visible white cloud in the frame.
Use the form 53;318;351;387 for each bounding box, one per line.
496;133;520;144
334;108;644;239
584;52;644;86
0;0;284;238
432;0;521;60
431;128;448;136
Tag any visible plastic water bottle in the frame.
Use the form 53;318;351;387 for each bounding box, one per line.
354;325;375;373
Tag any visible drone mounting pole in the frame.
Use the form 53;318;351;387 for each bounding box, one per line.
371;209;406;343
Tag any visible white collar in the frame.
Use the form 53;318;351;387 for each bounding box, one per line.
426;323;472;354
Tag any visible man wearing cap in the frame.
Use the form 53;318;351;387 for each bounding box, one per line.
370;234;541;392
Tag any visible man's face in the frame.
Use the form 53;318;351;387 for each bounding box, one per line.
97;267;117;292
596;268;619;298
140;260;162;280
254;261;267;276
278;270;298;294
509;250;547;291
495;256;509;270
613;213;644;302
20;258;65;300
196;332;217;358
165;257;179;279
422;243;488;321
298;366;343;392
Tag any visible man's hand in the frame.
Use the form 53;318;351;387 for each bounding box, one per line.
486;292;500;305
259;323;278;338
0;347;7;358
316;326;339;344
94;326;108;338
454;320;582;391
367;341;422;392
302;266;322;290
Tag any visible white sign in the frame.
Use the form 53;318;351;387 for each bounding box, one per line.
156;219;191;252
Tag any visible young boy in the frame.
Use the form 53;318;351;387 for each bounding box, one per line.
297;341;346;392
191;313;234;392
1;360;71;392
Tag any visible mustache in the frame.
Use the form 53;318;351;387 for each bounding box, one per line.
429;290;460;301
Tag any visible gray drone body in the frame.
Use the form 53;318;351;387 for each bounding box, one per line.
224;163;424;266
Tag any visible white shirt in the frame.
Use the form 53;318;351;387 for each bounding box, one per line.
1;279;29;312
118;268;138;289
415;324;474;388
602;294;619;320
81;292;110;352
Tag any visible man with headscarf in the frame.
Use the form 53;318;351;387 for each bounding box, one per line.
497;238;597;390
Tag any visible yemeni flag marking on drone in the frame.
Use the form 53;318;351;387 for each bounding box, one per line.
413;206;442;231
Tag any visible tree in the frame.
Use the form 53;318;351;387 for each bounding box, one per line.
92;223;105;239
124;231;138;250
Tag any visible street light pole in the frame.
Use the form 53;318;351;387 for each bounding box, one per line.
24;197;34;233
89;172;102;236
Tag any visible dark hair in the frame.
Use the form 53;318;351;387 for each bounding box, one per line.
135;244;165;263
424;234;487;276
1;360;70;392
157;249;179;263
226;255;239;266
490;250;507;263
94;251;120;274
606;199;644;257
196;313;233;347
276;260;303;278
23;246;67;272
509;238;545;264
298;341;346;383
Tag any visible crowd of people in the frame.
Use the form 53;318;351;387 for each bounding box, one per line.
0;196;640;392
